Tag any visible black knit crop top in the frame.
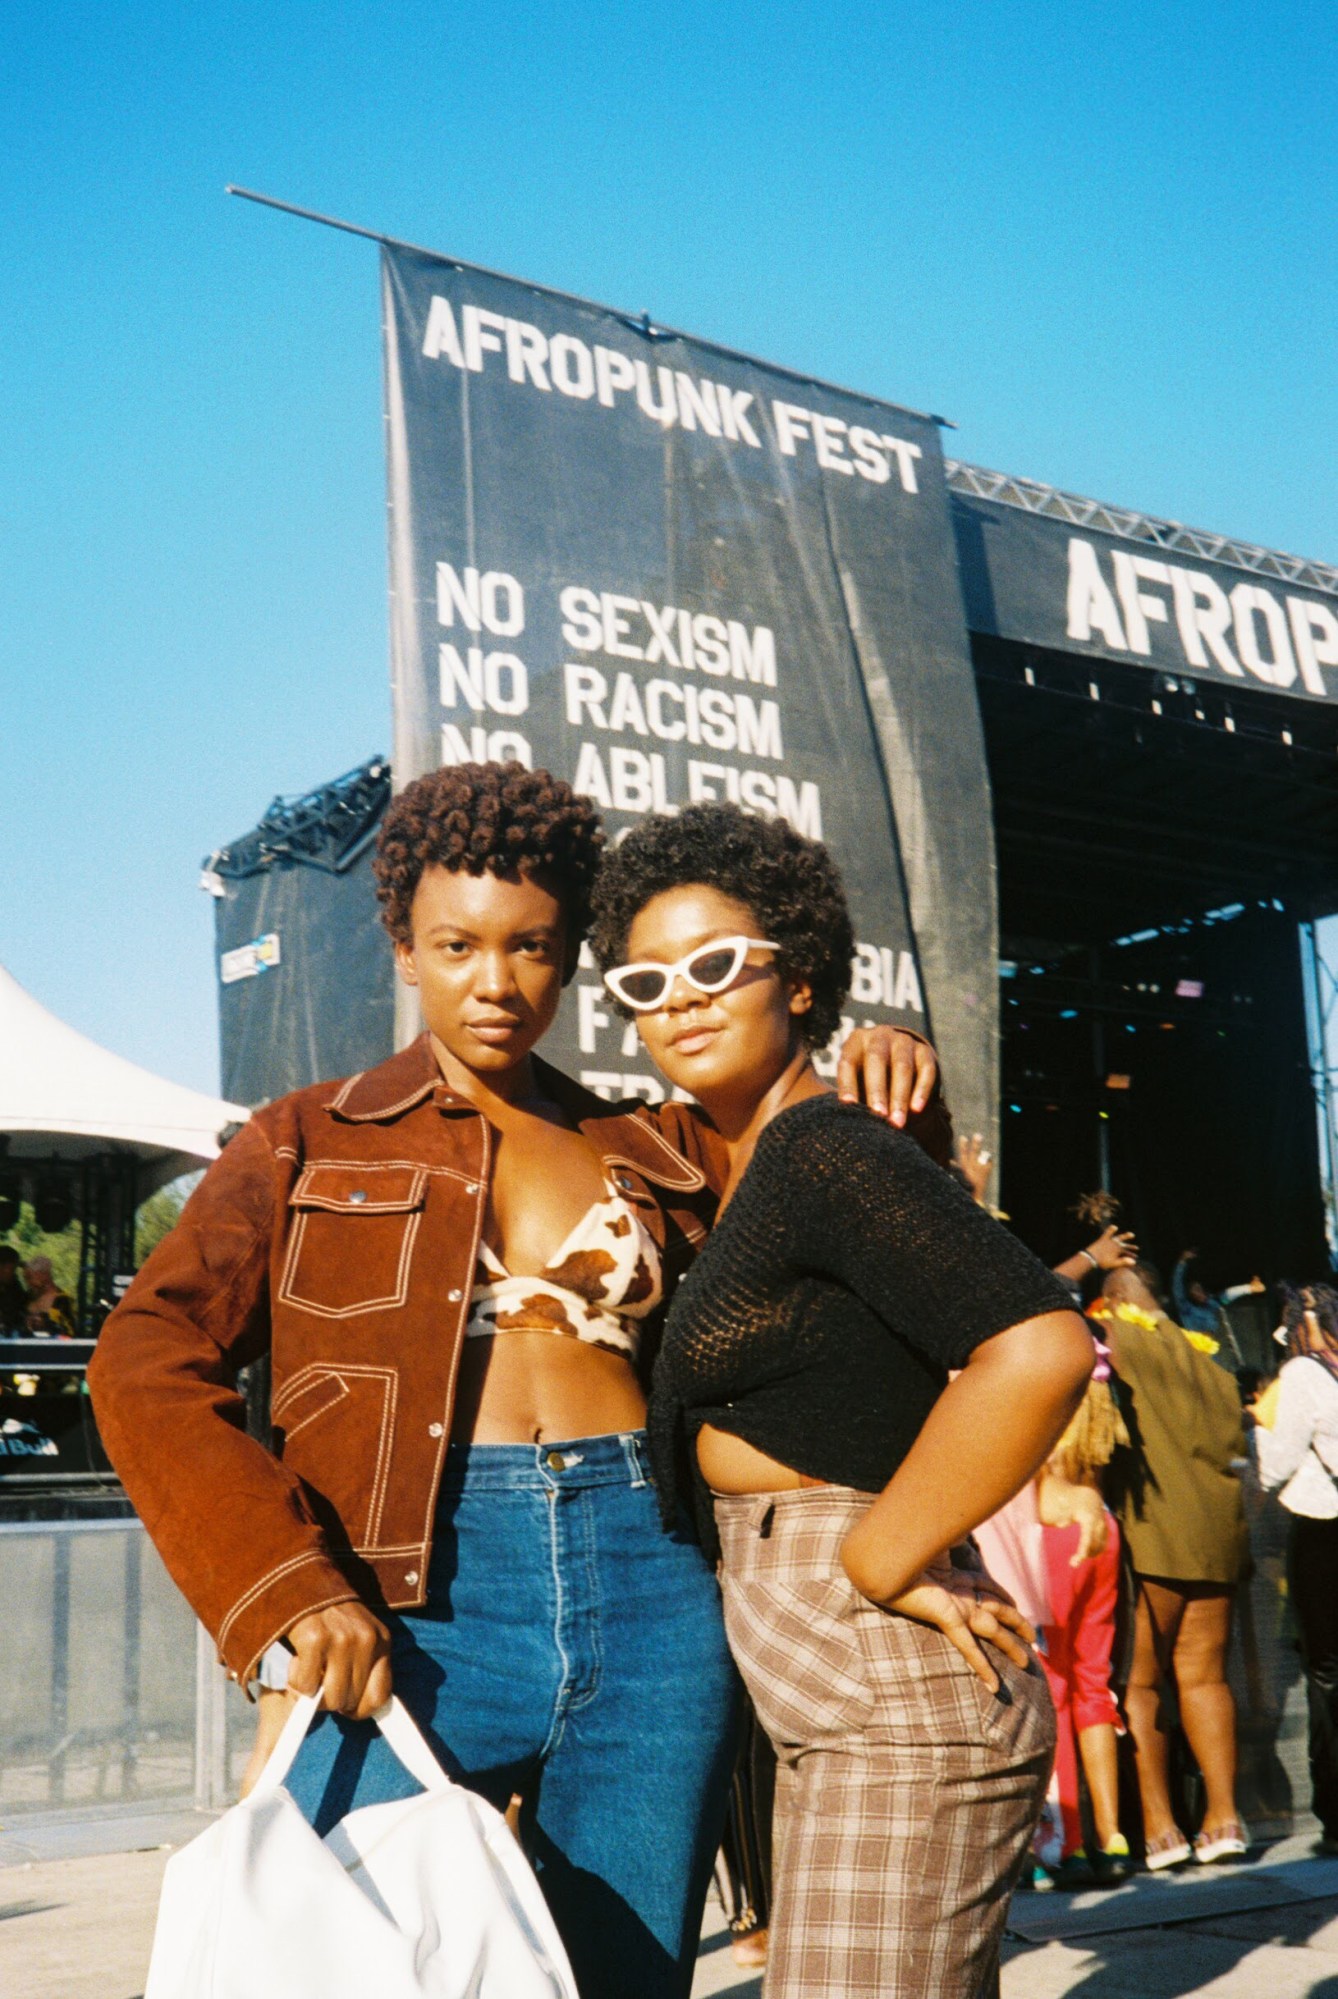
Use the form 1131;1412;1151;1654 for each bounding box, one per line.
649;1093;1075;1555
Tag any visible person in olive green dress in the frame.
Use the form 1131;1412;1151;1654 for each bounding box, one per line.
1096;1265;1248;1868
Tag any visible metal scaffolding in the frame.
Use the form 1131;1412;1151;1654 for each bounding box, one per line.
205;755;391;880
946;461;1338;598
1301;916;1338;1269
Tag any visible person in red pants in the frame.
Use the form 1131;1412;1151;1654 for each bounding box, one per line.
1033;1357;1133;1886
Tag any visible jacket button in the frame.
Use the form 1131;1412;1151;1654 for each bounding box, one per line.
405;1570;420;1586
428;1422;443;1438
347;1189;368;1204
615;1173;633;1191
464;1181;479;1195
448;1287;463;1303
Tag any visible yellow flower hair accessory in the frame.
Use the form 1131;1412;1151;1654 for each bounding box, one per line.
1088;1298;1218;1353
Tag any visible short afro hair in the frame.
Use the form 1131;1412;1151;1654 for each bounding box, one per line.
589;804;854;1050
373;763;604;959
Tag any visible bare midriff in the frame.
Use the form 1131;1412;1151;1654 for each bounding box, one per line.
447;1098;652;1446
695;1422;819;1494
450;1332;648;1445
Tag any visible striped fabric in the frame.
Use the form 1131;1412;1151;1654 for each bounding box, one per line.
713;1486;1055;1998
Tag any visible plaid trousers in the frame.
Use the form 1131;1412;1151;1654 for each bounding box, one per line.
714;1486;1055;1999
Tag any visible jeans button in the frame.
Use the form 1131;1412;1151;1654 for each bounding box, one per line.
546;1450;566;1471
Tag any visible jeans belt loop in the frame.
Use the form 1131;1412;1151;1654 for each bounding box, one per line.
620;1431;647;1489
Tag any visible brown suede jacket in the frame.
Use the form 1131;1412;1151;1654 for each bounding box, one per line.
90;1033;950;1689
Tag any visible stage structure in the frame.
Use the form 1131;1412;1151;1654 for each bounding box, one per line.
929;461;1337;1280
211;454;1338;1281
209;209;1338;1278
195;204;1338;1847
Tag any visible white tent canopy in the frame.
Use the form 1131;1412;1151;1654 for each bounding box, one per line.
0;964;247;1193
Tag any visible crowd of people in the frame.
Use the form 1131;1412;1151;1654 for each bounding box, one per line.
947;1166;1333;1893
80;758;1338;1999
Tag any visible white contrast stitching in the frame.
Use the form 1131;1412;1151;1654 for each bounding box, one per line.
277;1207;426;1318
218;1551;336;1655
290;1163;427;1214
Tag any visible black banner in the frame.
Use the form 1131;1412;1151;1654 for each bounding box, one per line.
954;490;1338;705
383;250;995;1130
213;846;394;1108
209;759;394;1108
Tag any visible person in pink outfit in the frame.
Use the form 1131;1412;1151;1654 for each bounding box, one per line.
1035;1505;1125;1878
1030;1352;1132;1884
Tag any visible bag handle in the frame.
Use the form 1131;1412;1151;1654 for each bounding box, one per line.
248;1689;453;1802
371;1696;453;1795
249;1689;322;1798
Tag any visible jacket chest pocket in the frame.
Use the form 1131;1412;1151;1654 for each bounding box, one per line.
278;1163;428;1318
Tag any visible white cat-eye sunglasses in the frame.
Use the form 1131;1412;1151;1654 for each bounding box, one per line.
602;936;779;1012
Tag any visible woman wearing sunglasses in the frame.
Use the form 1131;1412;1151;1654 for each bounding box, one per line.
93;762;941;1999
592;803;1096;1999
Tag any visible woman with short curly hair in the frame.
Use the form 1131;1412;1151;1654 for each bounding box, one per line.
94;760;942;1999
593;804;1097;1999
254;762;738;1997
372;759;605;952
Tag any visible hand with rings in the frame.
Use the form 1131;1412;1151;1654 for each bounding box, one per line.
955;1133;995;1206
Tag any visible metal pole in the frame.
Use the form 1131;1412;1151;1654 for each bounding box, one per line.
50;1533;71;1804
1090;946;1111;1193
122;1529;142;1797
225;185;444;258
193;1622;230;1812
223;186;948;425
76;1160;89;1332
1300;919;1338;1269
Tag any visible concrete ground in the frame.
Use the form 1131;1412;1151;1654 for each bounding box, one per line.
694;1840;1338;1996
2;1819;1338;1998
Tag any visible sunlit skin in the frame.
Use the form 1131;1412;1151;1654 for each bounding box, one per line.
272;864;644;1737
246;865;942;1742
624;881;1095;1690
393;863;648;1444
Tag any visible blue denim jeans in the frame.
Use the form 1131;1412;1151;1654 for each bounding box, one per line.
286;1431;740;1999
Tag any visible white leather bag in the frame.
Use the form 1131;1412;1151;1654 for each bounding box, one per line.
144;1692;580;1999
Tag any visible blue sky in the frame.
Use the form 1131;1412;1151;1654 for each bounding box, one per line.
3;1;1334;1092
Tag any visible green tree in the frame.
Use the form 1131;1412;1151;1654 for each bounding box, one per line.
134;1174;200;1264
1;1171;203;1316
5;1203;82;1296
